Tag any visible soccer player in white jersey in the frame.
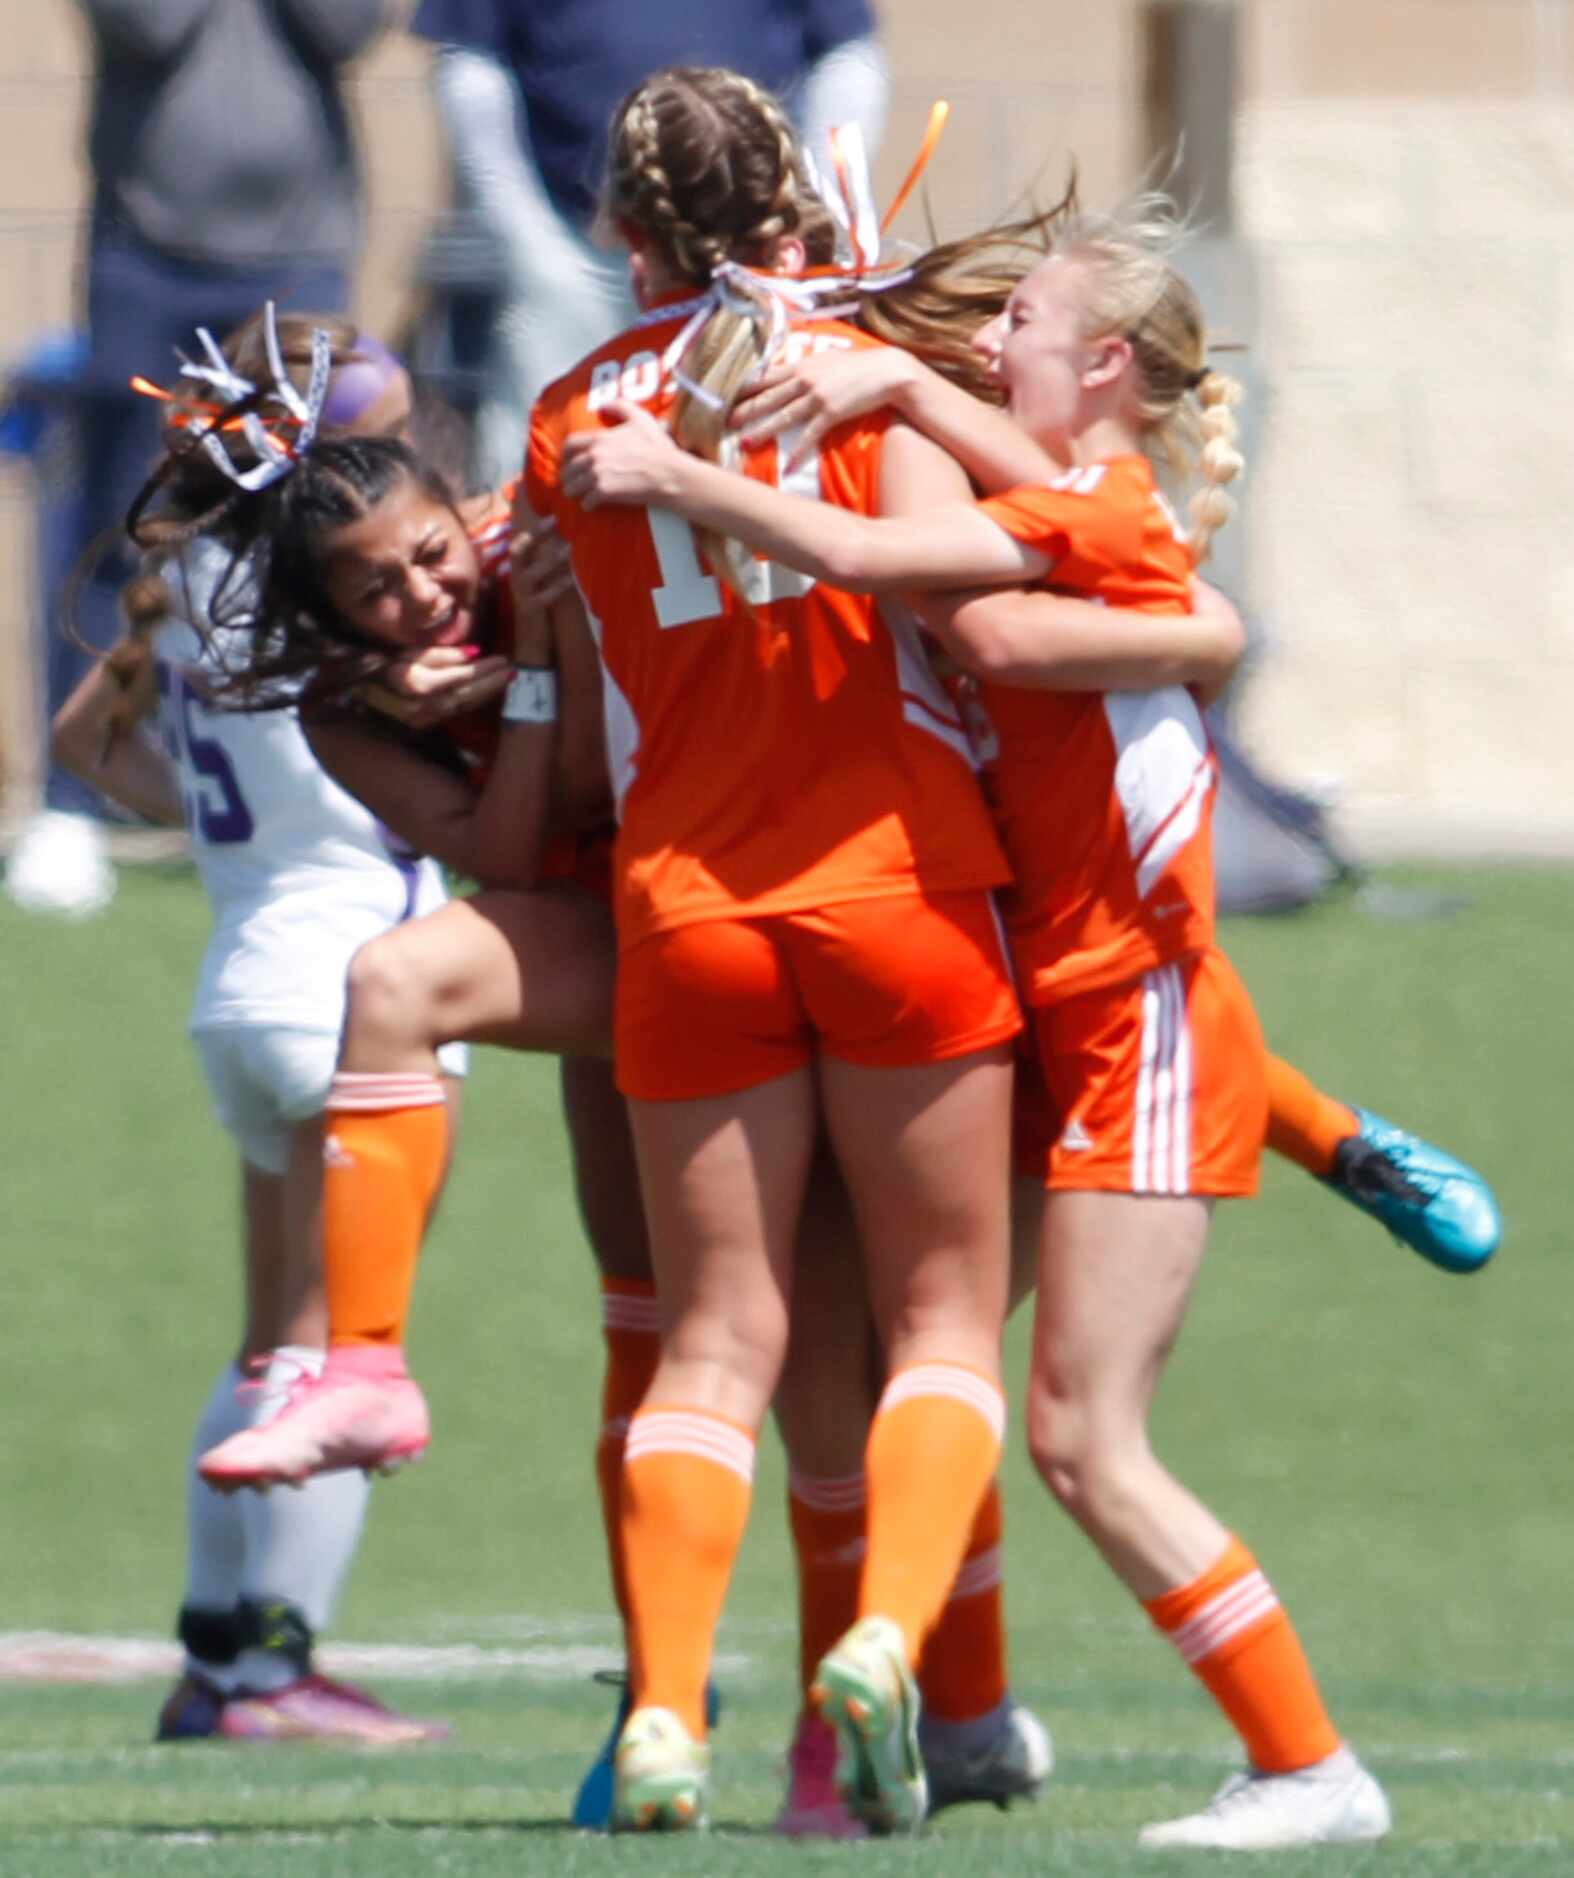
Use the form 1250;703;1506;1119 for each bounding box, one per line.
51;312;502;1742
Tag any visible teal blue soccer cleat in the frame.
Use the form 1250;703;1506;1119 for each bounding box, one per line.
571;1671;631;1829
1326;1109;1501;1274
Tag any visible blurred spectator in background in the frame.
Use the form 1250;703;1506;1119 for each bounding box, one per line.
406;0;888;488
4;0;392;918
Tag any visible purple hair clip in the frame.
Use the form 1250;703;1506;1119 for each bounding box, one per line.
321;334;404;430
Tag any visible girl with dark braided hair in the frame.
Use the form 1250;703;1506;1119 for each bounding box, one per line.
165;426;624;1497
51;312;465;1747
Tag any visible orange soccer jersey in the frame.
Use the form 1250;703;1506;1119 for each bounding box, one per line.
971;456;1217;1005
525;301;1011;952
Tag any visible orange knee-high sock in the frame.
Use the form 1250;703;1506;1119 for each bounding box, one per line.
1264;1055;1358;1178
1144;1534;1342;1773
918;1475;1008;1723
595;1278;662;1636
787;1470;866;1700
858;1363;1005;1664
321;1072;449;1348
621;1405;755;1739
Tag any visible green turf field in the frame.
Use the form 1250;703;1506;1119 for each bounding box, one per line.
2;861;1571;1874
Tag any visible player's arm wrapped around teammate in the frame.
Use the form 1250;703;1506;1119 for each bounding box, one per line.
914;579;1243;694
559;400;1044;595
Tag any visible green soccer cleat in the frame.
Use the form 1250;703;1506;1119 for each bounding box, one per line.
811;1616;927;1835
612;1706;709;1832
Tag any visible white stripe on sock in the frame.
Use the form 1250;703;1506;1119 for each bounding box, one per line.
788;1469;867;1513
328;1072;447;1112
878;1363;1006;1443
1169;1570;1279;1664
624;1409;756;1485
948;1542;1002;1602
601;1291;662;1333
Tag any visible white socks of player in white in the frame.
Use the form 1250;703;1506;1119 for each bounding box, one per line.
182;1351;371;1691
183;1361;252;1680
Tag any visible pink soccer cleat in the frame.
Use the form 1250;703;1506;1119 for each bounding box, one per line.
198;1345;430;1490
218;1674;450;1746
775;1709;869;1839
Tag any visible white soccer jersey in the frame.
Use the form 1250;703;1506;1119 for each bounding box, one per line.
153;539;452;1035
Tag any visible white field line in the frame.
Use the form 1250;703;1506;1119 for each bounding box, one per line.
0;1629;752;1686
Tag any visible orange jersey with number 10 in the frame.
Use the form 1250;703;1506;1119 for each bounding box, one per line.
970;454;1217;1004
526;305;1010;952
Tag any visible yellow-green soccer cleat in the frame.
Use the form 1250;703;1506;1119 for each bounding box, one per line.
611;1705;710;1831
811;1615;928;1835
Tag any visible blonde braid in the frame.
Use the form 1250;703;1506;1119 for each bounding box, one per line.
605;68;820;284
1043;196;1246;563
603;68;837;598
613;89;730;281
1187;371;1244;560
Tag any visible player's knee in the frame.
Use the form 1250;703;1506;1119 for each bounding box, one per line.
1026;1392;1133;1526
343;933;434;1048
1025;1394;1087;1510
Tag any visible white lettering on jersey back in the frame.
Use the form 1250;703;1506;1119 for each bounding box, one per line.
585;331;855;414
1102;687;1213;901
649;430;819;629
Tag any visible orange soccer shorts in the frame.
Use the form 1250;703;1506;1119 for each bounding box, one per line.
615;889;1022;1102
1013;945;1267;1196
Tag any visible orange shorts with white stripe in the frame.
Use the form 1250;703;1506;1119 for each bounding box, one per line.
616;889;1022;1102
1012;945;1266;1196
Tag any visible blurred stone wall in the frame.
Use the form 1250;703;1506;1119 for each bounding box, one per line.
0;4;89;811
4;1;1567;856
1234;0;1574;855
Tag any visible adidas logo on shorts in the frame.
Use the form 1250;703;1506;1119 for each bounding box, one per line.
1058;1117;1095;1153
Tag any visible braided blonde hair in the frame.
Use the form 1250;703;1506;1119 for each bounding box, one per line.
602;66;835;287
862;187;1243;558
601;67;840;591
1045;196;1244;560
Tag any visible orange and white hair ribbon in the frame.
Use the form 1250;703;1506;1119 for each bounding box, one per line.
804;100;950;275
879;101;951;237
162;302;334;492
822;122;882;273
660;104;952;409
